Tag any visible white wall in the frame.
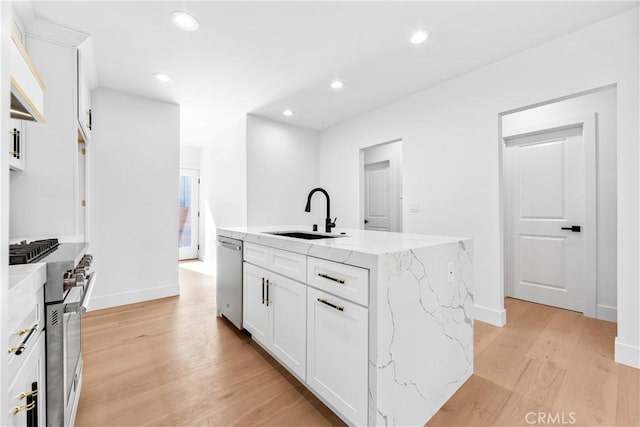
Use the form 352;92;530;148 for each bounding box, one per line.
246;114;321;227
180;146;201;170
0;4;12;424
199;116;247;265
9;37;78;240
88;88;180;310
502;87;617;322
362;140;403;232
318;10;638;367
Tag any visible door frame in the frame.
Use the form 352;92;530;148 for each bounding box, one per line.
179;168;200;260
359;138;403;231
500;113;597;317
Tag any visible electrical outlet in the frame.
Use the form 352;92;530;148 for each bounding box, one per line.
447;262;455;283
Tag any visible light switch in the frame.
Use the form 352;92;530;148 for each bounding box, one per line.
447;262;455;283
410;202;420;213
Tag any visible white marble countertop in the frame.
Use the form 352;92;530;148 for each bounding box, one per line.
218;225;470;256
9;263;46;290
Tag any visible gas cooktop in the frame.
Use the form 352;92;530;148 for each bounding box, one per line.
9;238;60;265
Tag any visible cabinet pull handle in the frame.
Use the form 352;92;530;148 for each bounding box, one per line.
88;109;92;130
318;273;345;284
18;326;37;336
16;130;20;159
8;324;37;355
317;298;344;312
266;279;270;307
12;402;36;415
261;278;265;304
19;390;38;400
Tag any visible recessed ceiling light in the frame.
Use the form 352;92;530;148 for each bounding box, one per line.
171;11;199;31
283;110;294;117
153;72;172;82
410;30;429;44
330;80;344;90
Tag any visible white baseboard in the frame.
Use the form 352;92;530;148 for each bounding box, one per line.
596;304;617;323
88;284;180;311
615;338;640;369
474;304;506;326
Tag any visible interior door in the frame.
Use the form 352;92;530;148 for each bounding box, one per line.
364;161;390;231
506;118;595;313
178;169;199;260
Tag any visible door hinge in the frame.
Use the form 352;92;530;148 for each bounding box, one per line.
81;200;86;207
197;211;200;217
81;148;86;155
198;178;200;184
197;244;200;250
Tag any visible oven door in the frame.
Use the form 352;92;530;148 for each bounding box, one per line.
62;272;96;426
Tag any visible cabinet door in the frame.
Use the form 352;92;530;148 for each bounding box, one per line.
6;332;45;427
307;287;368;426
242;263;269;346
268;272;306;380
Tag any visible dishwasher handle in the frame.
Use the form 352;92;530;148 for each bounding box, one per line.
217;240;242;251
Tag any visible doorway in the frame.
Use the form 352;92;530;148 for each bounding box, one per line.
179;169;199;260
360;140;403;232
501;87;617;320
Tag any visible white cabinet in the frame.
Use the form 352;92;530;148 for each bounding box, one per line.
243;262;307;379
243;263;269;345
307;257;369;307
8;119;25;171
307;287;368;427
6;333;45;427
76;40;92;143
244;243;306;283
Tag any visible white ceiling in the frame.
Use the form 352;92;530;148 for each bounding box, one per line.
25;1;638;147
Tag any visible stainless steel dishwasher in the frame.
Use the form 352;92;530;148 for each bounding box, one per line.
216;236;243;329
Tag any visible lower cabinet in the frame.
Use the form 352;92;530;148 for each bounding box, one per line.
306;287;368;427
243;262;307;379
6;332;45;427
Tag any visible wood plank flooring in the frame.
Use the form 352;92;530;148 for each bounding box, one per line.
76;262;639;426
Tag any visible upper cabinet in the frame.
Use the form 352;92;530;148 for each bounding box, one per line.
76;39;93;143
9;31;45;123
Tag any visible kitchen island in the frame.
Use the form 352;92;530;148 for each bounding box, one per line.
217;226;473;426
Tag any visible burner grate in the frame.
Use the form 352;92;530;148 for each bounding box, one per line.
9;239;60;265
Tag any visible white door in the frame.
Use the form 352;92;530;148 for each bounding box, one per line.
242;263;269;345
505;115;596;313
268;272;307;379
364;161;390;231
178;169;199;260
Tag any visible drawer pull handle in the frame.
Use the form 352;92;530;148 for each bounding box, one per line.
8;324;37;356
317;298;344;312
318;273;345;284
19;390;38;400
18;326;37;336
12;402;36;415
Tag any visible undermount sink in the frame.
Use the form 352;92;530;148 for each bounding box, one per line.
266;231;346;240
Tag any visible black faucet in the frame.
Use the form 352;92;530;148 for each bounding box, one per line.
305;187;336;233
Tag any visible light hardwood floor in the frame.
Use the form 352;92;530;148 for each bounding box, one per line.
76;261;639;426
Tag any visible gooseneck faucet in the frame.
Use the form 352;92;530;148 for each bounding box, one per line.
305;187;337;233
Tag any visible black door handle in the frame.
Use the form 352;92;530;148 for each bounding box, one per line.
561;225;581;232
364;219;369;224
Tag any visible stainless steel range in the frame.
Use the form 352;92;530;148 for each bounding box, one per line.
9;239;96;427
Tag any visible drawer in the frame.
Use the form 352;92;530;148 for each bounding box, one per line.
7;286;44;380
244;243;270;270
268;247;306;283
244;243;306;283
307;257;369;307
7;332;45;427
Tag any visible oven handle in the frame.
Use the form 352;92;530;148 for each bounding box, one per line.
65;272;97;314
